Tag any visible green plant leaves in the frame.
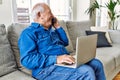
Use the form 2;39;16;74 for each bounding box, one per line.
85;0;120;30
85;0;101;17
105;0;117;21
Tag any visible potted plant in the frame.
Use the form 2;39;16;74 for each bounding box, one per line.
86;0;120;30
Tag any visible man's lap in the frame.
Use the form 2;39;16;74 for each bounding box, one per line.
35;62;96;80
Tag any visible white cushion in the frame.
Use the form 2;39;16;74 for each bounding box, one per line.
108;30;120;44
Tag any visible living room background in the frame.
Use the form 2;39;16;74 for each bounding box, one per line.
1;0;119;29
95;0;120;29
0;0;90;26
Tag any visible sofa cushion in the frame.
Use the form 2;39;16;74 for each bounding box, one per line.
0;24;16;76
19;67;32;75
96;53;115;76
102;44;120;67
7;23;29;68
86;31;112;47
108;30;120;44
111;44;120;67
59;20;74;53
0;70;35;80
66;21;91;49
96;44;120;76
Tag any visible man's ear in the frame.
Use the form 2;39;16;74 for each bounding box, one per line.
37;12;41;17
38;12;44;20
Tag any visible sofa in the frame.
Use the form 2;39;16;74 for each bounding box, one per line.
0;20;120;80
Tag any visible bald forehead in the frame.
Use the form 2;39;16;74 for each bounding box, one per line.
32;3;50;12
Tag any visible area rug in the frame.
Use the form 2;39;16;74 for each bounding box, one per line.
113;72;120;80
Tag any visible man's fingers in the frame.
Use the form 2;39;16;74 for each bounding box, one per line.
62;55;75;64
57;55;75;64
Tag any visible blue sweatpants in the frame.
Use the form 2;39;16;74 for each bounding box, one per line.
35;58;106;80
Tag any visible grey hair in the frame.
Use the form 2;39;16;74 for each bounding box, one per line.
31;4;44;20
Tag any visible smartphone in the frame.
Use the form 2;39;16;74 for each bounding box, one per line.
51;18;57;26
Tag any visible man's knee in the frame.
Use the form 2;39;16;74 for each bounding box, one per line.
88;58;104;70
77;65;95;80
77;65;94;73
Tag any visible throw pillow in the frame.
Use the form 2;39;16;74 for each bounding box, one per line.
7;23;29;68
90;26;112;44
108;30;120;44
0;24;16;76
86;31;112;47
66;21;91;50
59;20;74;53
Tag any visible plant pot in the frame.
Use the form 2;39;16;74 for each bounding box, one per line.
109;20;116;30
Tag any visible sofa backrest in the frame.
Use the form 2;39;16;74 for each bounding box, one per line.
0;24;16;76
66;21;92;49
7;21;74;68
7;20;92;69
7;23;29;68
58;21;74;52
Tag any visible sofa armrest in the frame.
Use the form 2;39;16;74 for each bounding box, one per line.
108;30;120;44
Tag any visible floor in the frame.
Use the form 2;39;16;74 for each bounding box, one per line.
113;72;120;80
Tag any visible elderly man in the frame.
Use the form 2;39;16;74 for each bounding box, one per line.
18;3;106;80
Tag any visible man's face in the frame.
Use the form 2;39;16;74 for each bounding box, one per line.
40;6;53;28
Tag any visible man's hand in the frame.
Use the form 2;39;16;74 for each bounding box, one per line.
52;17;60;29
57;55;75;64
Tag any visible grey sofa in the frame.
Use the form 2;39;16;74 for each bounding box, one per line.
0;20;120;80
0;24;35;80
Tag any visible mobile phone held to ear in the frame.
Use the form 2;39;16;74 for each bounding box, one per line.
51;18;57;26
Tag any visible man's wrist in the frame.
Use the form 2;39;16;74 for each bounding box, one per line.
55;26;61;29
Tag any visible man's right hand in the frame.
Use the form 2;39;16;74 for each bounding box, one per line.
57;55;75;65
51;17;60;29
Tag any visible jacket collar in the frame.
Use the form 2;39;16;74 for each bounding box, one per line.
31;22;52;31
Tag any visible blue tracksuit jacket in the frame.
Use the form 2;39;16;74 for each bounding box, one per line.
18;22;69;77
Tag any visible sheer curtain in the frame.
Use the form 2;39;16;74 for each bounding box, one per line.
96;0;108;27
13;0;71;23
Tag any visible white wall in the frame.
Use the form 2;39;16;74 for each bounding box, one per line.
72;0;90;21
0;0;91;26
0;0;13;27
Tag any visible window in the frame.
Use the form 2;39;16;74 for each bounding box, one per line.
16;0;30;23
96;0;120;27
49;0;71;20
96;0;108;26
14;0;71;23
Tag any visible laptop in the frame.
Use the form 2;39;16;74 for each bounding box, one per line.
55;34;97;68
